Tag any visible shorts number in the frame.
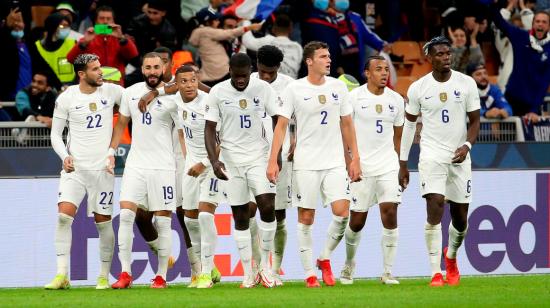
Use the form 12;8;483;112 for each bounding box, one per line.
376;119;383;133
184;126;193;139
320;111;328;125
209;178;219;192
240;115;251;128
163;186;173;200
466;180;471;193
441;109;449;123
99;192;113;205
86;114;102;128
142;112;152;125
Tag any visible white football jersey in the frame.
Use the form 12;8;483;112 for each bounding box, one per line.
251;72;294;154
406;70;480;163
53;83;123;171
204;78;278;167
120;82;180;170
278;77;353;171
350;85;404;176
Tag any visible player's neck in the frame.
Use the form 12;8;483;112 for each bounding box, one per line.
79;82;98;94
366;83;384;95
147;82;165;91
306;73;325;86
431;70;451;83
180;91;197;103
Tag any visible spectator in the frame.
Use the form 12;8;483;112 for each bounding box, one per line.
222;14;246;57
127;0;177;55
15;72;57;127
467;63;513;119
54;3;83;40
448;26;484;73
29;12;77;90
153;46;174;82
66;5;138;87
0;8;32;104
189;7;262;86
242;13;303;78
490;2;550;121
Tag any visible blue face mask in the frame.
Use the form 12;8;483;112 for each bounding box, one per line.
57;28;70;40
313;0;329;11
335;0;349;12
11;30;24;39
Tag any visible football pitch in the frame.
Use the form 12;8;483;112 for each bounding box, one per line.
1;275;549;307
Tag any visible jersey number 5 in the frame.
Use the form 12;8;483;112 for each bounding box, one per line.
240;115;251;128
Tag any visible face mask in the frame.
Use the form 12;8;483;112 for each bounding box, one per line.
11;30;24;39
57;28;70;40
335;0;349;12
313;0;329;11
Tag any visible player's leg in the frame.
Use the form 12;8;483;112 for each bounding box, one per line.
272;160;292;285
378;171;402;285
135;209;158;252
45;171;85;290
151;210;172;289
318;168;350;287
197;201;218;288
444;162;472;285
180;171;203;286
247;200;262;280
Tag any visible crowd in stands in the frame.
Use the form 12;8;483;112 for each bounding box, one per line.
0;0;549;127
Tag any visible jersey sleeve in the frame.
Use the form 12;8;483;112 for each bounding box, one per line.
394;95;405;126
203;89;220;122
264;85;278;117
466;77;481;113
108;83;124;105
405;82;421;115
278;85;295;120
119;89;131;117
52;93;69;120
339;84;353;117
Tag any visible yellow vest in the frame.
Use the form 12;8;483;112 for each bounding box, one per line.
35;39;76;83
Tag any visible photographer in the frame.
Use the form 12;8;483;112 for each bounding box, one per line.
66;5;138;86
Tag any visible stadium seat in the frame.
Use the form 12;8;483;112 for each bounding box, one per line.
392;41;423;63
411;62;432;79
395;76;417;96
171;50;194;75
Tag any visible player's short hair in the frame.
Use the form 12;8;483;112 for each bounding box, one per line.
229;53;252;69
274;13;291;29
73;53;99;73
142;52;163;63
364;55;386;71
175;64;196;76
423;36;451;56
153;46;173;58
303;41;328;63
257;45;284;68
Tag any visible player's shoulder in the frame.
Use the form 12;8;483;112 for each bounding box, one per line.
249;76;271;88
209;79;231;95
277;73;295;84
124;82;146;93
384;87;405;103
56;85;79;104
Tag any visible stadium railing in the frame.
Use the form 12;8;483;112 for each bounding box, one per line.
0;121;64;148
0;101;15;107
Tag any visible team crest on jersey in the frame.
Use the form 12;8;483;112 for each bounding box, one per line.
439;92;447;103
89;102;97;112
453;90;461;98
182;110;187;120
100;99;108;106
239;99;247;109
253;97;260;107
191;112;197;120
277;96;283;107
388;105;395;112
376;104;383;113
318;95;326;104
331;93;339;101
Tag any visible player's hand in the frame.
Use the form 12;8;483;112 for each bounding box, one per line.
188;162;206;177
452;145;470;164
138;91;157;113
347;158;362;182
266;160;280;184
398;165;409;190
63;156;75;173
106;155;115;175
287;141;295;162
212;160;228;180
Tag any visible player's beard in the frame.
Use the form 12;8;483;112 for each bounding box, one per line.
84;76;103;87
144;73;162;89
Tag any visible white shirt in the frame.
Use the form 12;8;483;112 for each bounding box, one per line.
350;86;404;176
204;78;278;167
53;83;123;171
251;72;294;154
120;82;180;170
278;77;353;170
406;70;480;164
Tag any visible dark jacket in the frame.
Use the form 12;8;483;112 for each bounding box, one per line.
0;26;30;100
15;86;57;118
126;14;177;55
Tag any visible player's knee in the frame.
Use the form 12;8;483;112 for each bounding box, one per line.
94;213;111;223
57;212;74;226
275;210;286;221
349;219;364;233
119;208;136;224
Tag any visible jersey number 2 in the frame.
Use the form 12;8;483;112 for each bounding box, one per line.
86;114;102;128
320;111;328;125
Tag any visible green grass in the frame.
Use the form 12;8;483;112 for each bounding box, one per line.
1;275;550;307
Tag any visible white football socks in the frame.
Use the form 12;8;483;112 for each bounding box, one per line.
258;219;276;271
155;216;172;279
319;215;348;260
272;219;287;274
381;227;399;275
117;209;135;274
297;223;315;278
447;223;467;259
95;219;115;278
234;229;253;277
198;212;217;275
425;222;442;276
344;224;361;266
55;213;74;276
249;218;261;269
184;216;202;262
146;238;159;255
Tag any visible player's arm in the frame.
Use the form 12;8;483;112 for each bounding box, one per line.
398;112;418;189
340;115;361;182
288;121;296;161
205;120;227;180
138;82;179;113
50;116;74;173
106;114;130;174
267;115;289;184
452;109;480;163
393;125;403;156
